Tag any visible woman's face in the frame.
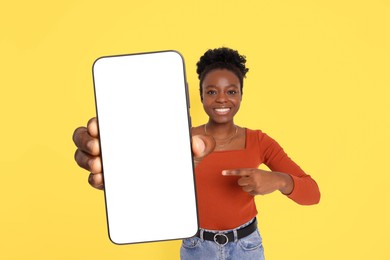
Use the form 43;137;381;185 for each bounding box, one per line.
201;69;242;124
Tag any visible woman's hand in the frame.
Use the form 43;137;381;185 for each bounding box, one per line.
73;117;103;189
192;135;215;167
222;168;294;196
73;117;215;190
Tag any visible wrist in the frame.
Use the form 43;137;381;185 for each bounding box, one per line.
275;172;294;195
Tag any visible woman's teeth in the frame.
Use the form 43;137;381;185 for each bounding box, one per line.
214;108;230;114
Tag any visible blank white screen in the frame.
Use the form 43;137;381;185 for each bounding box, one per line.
92;51;197;244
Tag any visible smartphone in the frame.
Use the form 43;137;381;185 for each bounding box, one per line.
92;50;197;244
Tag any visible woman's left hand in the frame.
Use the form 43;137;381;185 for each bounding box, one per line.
222;168;294;196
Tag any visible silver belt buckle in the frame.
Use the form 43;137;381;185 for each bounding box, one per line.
213;233;228;246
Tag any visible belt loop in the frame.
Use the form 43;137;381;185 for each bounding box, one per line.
200;229;204;241
233;229;238;242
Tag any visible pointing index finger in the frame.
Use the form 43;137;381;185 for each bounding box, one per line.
222;169;250;176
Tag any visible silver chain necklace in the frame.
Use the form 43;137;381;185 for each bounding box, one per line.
204;124;238;147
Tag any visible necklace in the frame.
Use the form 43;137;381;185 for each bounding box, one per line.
204;124;238;147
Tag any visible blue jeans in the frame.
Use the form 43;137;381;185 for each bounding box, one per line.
180;219;265;260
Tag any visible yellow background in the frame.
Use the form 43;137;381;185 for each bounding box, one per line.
1;0;389;259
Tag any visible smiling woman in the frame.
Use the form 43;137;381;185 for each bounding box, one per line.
73;47;320;260
185;47;320;259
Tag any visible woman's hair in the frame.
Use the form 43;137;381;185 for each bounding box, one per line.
196;47;249;99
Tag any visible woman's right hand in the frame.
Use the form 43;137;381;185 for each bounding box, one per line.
73;117;103;190
72;117;215;190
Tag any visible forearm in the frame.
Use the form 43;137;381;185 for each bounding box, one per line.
270;171;320;205
287;174;321;205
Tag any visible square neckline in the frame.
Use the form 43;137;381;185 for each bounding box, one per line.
212;128;248;153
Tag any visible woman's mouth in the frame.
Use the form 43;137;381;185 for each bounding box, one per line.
214;107;231;115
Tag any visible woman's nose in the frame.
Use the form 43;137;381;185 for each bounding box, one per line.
216;93;228;103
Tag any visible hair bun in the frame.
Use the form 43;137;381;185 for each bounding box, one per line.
196;47;249;79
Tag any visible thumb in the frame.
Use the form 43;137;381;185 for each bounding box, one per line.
192;135;215;166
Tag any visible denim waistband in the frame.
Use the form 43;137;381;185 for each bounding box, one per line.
198;218;257;243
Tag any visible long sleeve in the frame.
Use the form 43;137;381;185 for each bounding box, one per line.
259;132;321;205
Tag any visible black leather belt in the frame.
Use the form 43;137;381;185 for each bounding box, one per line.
195;218;257;245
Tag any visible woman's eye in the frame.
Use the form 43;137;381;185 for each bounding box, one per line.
207;90;217;95
227;90;237;95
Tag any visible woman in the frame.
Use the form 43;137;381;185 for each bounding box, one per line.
73;47;320;259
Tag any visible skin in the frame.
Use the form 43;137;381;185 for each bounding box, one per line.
192;69;294;196
73;68;293;195
73;118;215;190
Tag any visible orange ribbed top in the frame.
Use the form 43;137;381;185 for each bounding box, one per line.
195;128;320;230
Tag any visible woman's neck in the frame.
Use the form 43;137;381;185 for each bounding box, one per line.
205;121;237;139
